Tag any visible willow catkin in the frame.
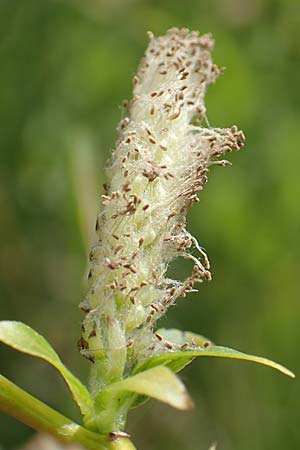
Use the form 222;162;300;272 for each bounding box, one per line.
78;28;245;392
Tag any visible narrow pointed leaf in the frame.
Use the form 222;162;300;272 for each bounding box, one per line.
134;329;294;378
104;366;193;411
0;321;92;415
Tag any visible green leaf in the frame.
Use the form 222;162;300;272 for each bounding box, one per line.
156;328;211;347
129;327;204;408
103;366;193;411
0;321;92;415
134;328;295;378
0;374;109;450
152;328;212;372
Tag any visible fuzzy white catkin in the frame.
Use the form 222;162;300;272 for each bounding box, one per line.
78;28;245;391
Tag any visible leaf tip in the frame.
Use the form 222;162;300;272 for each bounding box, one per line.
183;392;195;410
282;368;296;379
174;390;194;411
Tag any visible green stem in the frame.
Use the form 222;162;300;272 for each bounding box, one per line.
109;439;138;450
0;375;137;450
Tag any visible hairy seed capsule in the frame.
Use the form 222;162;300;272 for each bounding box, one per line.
79;28;245;390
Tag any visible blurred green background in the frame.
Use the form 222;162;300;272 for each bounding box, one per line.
0;0;299;449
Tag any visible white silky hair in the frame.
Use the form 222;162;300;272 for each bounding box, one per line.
78;28;245;391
